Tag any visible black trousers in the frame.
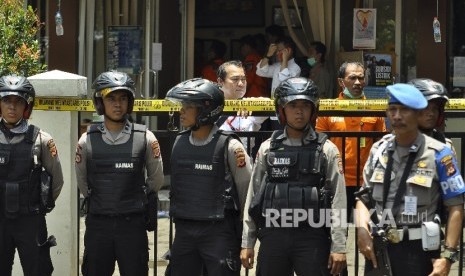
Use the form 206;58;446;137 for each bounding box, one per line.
170;215;242;276
0;214;53;276
82;213;148;276
256;227;331;276
364;239;440;276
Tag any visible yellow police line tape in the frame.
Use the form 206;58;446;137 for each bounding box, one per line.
34;98;465;112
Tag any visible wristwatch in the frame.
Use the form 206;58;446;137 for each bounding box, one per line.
441;248;459;263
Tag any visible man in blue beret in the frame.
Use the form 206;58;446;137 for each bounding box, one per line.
355;83;464;275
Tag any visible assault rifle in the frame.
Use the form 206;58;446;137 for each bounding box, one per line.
354;187;393;276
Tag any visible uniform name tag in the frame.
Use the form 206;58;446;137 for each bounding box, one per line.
403;195;417;215
115;162;133;169
273;157;291;165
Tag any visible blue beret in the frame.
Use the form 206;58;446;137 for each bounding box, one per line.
386;83;427;110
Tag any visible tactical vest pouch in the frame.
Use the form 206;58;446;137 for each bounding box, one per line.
267;152;298;182
4;182;19;218
272;183;289;210
303;186;320;213
40;169;55;213
288;184;302;209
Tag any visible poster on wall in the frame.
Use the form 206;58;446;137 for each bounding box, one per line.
353;9;376;49
363;52;393;87
107;26;143;75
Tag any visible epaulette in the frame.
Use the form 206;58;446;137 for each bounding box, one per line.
133;123;147;133
425;135;446;152
87;124;102;134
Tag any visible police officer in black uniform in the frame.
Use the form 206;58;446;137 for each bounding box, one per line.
165;78;252;276
75;71;164;276
241;77;347;276
0;75;64;276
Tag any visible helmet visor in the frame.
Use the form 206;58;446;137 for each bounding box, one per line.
0;91;33;104
425;94;449;102
278;94;315;107
164;97;182;107
165;97;203;108
96;87;135;98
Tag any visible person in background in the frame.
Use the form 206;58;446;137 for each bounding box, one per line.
256;36;301;99
356;83;464;275
306;41;333;99
75;71;164;276
240;77;347;276
316;61;386;221
165;78;252;276
201;40;227;82
257;36;301;130
239;35;270;98
263;24;285;66
216;60;267;156
0;75;64;276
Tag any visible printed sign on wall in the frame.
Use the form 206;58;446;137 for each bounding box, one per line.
353;9;377;49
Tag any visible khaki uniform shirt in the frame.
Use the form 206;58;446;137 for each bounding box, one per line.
362;132;465;226
75;120;164;197
0;120;64;200
241;128;348;253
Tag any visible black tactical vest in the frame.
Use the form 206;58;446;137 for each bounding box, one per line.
86;124;147;215
0;125;42;216
170;130;239;221
263;130;327;218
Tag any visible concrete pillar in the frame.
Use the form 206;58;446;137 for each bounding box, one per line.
10;70;87;276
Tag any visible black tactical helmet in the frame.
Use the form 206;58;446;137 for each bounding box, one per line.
92;71;136;115
408;78;448;128
274;77;319;125
0;75;36;119
408;78;449;103
165;78;224;128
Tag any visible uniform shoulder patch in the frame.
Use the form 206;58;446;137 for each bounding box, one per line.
234;148;246;168
426;136;446;152
151;140;161;158
47;139;58;157
75;143;82;163
440;154;456;176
